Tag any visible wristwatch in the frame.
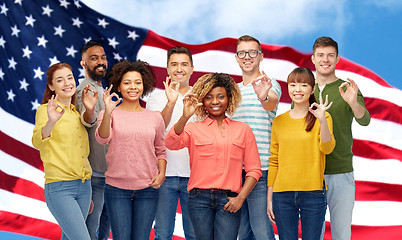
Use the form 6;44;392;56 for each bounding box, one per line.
258;95;269;102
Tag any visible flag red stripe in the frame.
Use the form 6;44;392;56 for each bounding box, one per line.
364;98;402;124
0;211;61;240
0;171;44;202
0;131;43;171
355;180;402;202
144;31;393;88
353;140;402;162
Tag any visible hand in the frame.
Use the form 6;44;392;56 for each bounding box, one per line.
149;172;166;189
339;78;359;106
88;200;94;215
182;93;202;118
47;94;65;124
81;84;98;113
309;91;333;122
223;196;244;213
267;197;276;224
103;85;122;114
251;70;272;101
164;76;180;104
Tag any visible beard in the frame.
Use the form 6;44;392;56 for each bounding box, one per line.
86;63;106;81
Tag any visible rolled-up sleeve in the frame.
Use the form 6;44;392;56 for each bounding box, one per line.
243;126;262;182
95;110;112;145
164;125;191;151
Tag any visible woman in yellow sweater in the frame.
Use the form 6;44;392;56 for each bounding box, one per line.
267;67;335;240
32;63;97;240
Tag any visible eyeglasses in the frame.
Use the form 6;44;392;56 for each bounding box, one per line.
236;50;261;59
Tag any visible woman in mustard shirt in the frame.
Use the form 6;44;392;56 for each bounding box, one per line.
267;67;335;240
32;63;97;240
164;73;262;240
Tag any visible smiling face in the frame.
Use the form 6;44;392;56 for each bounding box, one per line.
49;67;76;102
81;45;107;81
288;82;314;105
167;53;193;87
118;71;144;102
235;40;263;74
311;46;340;77
203;86;228;120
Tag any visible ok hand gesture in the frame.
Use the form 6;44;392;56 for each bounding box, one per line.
309;91;333;122
251;70;272;101
47;94;65;124
339;78;359;106
103;85;122;114
164;76;180;104
81;84;98;113
182;93;202;118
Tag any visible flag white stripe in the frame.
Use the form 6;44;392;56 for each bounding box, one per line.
353;156;402;185
0;189;56;224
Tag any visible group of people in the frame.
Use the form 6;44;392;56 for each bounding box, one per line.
32;35;370;240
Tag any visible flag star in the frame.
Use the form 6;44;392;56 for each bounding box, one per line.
22;46;33;59
8;57;17;70
11;25;20;37
113;52;123;61
42;5;53;17
97;18;109;29
7;89;16;102
59;0;70;9
19;78;29;91
0;3;8;16
0;68;4;80
37;35;48;48
84;37;92;43
66;45;78;57
0;36;5;48
49;56;60;66
25;15;36;27
108;37;119;49
79;68;85;78
14;0;23;6
54;25;65;37
74;0;82;8
34;66;45;80
31;99;41;111
72;17;83;28
128;30;139;41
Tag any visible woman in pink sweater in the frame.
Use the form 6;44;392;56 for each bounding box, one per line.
96;60;166;240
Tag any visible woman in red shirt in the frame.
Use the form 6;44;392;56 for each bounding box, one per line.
164;73;262;240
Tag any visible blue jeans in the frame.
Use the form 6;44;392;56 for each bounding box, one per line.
188;188;241;240
104;184;159;240
238;170;276;240
154;176;195;240
44;179;92;240
86;176;111;240
321;172;355;240
273;186;327;240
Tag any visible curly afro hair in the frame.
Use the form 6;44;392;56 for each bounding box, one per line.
191;73;241;119
107;59;155;98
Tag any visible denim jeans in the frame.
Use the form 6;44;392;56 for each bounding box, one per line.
104;184;159;240
188;188;241;240
321;172;355;240
154;176;195;240
86;176;111;240
238;170;276;240
273;186;327;240
44;179;92;240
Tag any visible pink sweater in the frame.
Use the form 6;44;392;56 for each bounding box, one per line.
96;108;166;190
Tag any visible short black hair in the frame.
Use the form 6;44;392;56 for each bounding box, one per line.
167;46;193;66
80;40;104;57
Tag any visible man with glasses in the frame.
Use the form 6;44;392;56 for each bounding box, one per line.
232;35;281;240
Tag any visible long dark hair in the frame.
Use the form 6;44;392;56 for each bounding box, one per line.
287;67;317;132
42;63;76;106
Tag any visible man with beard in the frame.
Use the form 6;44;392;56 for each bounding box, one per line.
76;40;111;240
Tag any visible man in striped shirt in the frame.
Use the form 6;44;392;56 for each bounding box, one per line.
232;35;282;240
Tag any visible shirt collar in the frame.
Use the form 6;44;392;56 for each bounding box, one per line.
203;116;232;126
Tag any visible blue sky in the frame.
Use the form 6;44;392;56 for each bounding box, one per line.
83;0;402;90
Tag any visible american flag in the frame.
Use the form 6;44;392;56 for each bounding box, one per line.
0;0;401;239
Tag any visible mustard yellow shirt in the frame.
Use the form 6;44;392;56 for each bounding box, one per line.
32;102;92;184
268;111;335;192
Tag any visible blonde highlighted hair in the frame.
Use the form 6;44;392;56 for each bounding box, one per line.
191;73;241;119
